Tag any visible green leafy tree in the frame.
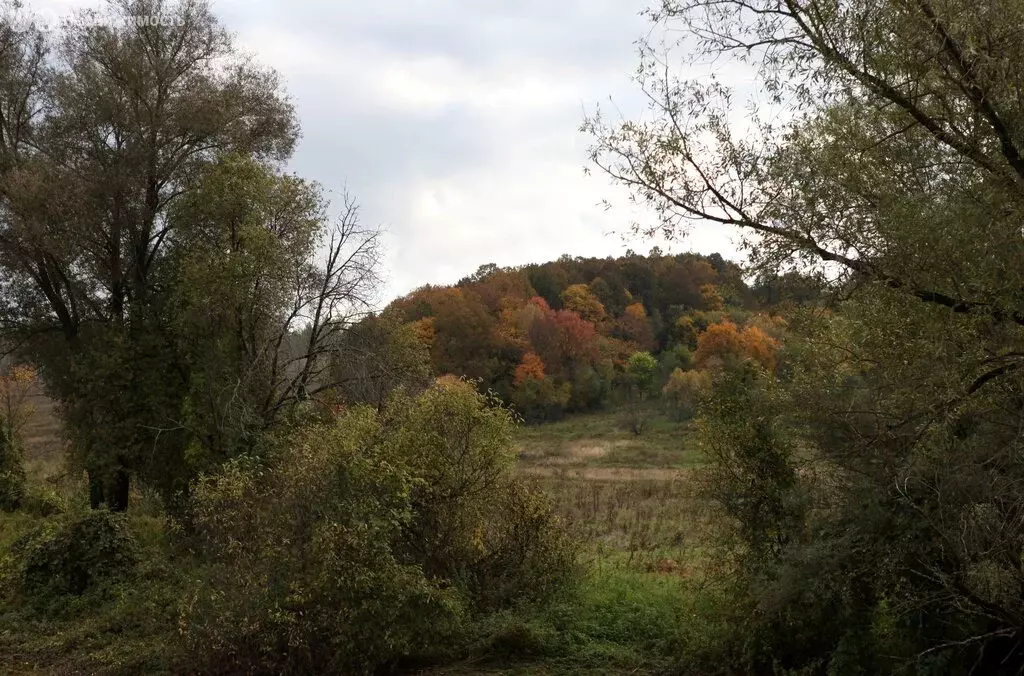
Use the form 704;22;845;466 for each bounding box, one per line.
170;157;382;478
0;2;378;510
590;0;1024;670
620;351;657;435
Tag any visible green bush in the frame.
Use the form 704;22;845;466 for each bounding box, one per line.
0;429;26;512
182;378;577;674
511;376;572;423
13;511;139;597
389;379;577;607
21;485;67;517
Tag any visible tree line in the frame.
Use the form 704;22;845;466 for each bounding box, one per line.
376;251;796;422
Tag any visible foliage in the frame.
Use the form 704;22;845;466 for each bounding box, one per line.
11;511;139;599
662;367;711;420
329;314;433;408
0;508;189;674
0;365;35;511
514;351;547;385
385;251;770;422
182;379;577;674
0;0;306;509
0;432;25;512
625;352;658;394
0;3;386;510
619;352;659;436
618;303;656;351
694;320;779;372
0;365;36;442
590;0;1024;668
561;284;608;324
698;363;805;567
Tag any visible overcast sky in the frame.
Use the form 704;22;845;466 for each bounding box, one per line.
37;0;743;301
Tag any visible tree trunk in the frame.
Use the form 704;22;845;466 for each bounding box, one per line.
88;465;130;511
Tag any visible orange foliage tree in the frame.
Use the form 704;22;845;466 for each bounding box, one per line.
514;352;546;385
554;310;600;364
694;321;779;371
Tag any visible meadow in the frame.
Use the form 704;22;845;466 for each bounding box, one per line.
448;409;721;675
1;400;718;675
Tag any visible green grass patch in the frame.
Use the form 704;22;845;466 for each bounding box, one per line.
463;565;695;675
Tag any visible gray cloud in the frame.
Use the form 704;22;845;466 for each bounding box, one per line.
38;0;744;300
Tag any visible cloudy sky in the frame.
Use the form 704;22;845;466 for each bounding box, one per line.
36;0;743;301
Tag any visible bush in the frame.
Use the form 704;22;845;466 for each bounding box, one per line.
662;367;712;421
13;511;139;597
21;485;67;517
568;363;612;411
511;376;571;423
0;430;25;512
183;378;577;674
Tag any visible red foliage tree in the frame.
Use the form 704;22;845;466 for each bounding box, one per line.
554;310;600;364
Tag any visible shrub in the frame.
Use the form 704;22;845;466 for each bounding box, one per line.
662;367;712;421
389;380;576;604
0;429;25;512
511;375;571;423
567;363;610;411
13;511;139;597
0;454;25;512
183;379;577;674
21;485;67;518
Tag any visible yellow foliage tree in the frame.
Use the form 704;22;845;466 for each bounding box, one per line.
663;367;713;419
700;284;725;311
408;317;436;351
560;284;607;324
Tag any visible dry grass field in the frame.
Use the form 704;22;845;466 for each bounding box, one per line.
20;385;64;479
426;408;720;675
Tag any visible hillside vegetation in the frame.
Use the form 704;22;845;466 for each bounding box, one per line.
378;251;799;422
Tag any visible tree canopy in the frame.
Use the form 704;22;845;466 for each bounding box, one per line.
587;0;1024;669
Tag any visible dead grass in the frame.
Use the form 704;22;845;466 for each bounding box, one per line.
19;384;65;482
516;406;714;573
516;407;702;470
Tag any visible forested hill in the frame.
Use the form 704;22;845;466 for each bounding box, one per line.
377;251;808;420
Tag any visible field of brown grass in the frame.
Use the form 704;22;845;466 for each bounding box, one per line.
20;384;64;479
